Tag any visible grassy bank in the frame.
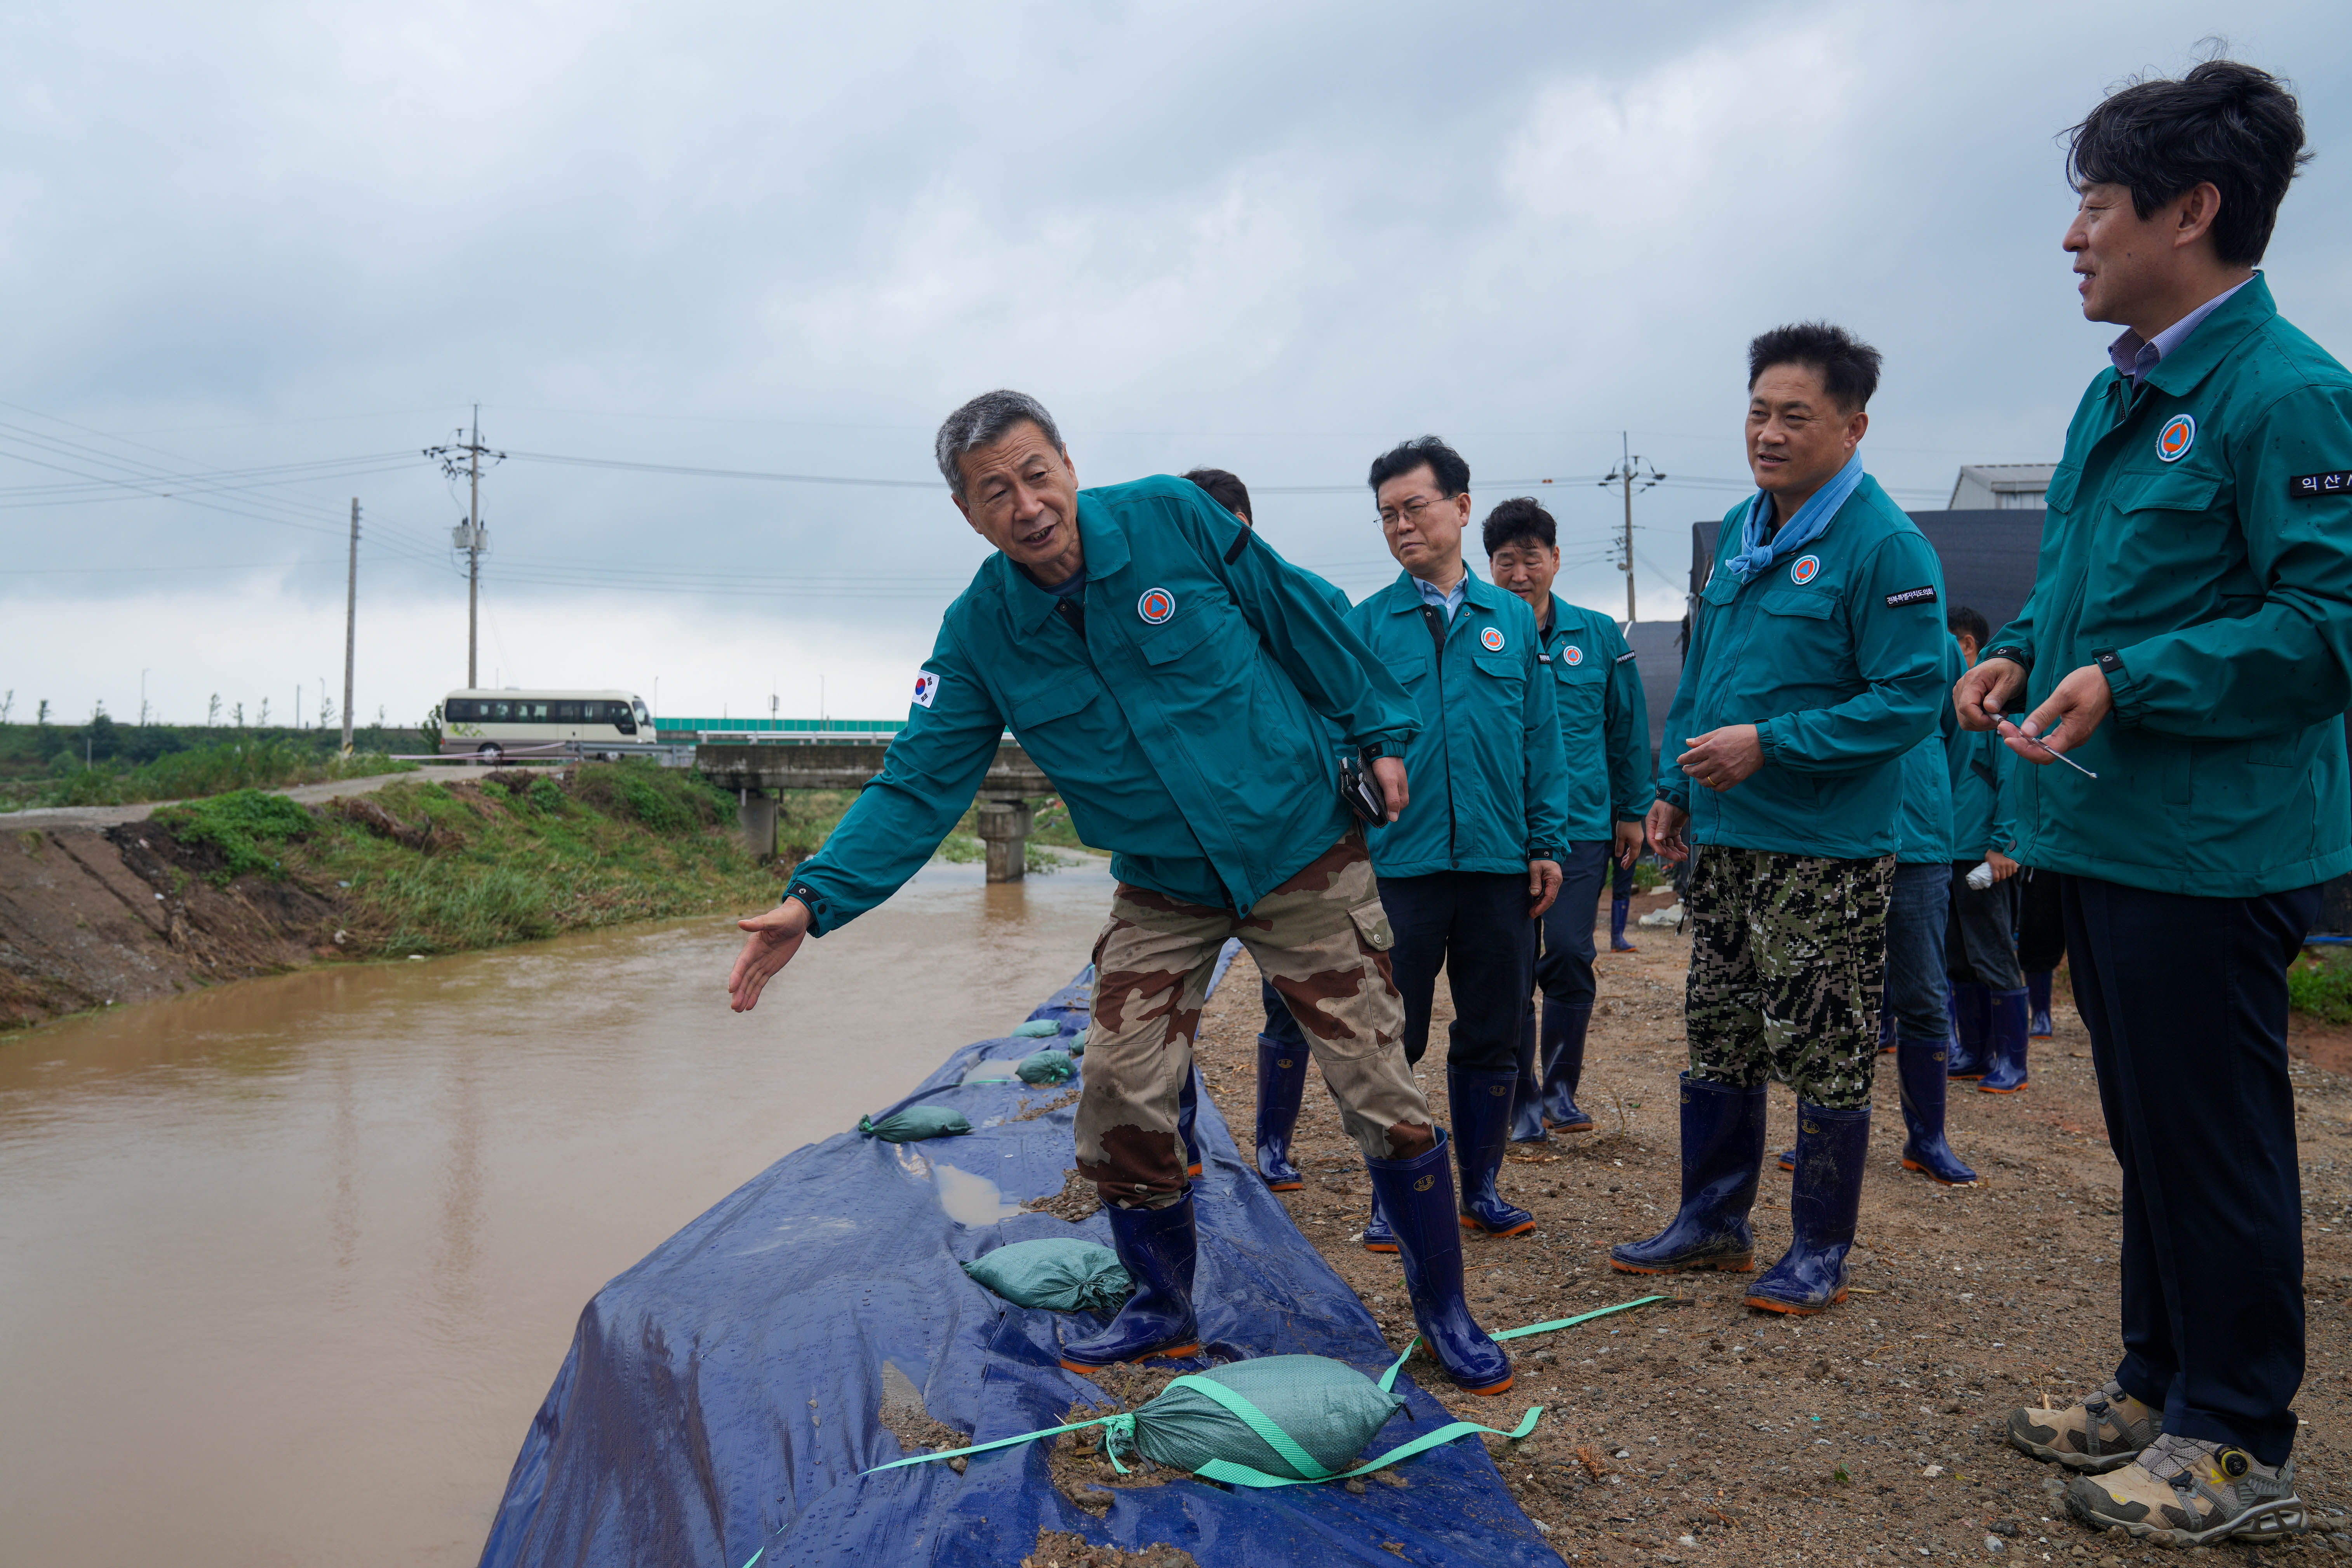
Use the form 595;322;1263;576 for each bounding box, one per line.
8;736;415;810
153;763;777;956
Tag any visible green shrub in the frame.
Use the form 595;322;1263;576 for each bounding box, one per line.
527;776;565;813
154;789;317;880
16;737;411;808
571;760;730;833
2290;949;2352;1025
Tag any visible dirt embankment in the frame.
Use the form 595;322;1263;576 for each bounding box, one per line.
1186;900;2352;1565
0;819;337;1028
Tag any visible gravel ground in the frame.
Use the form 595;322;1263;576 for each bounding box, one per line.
1182;900;2352;1565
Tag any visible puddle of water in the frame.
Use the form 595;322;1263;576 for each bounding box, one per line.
931;1161;1029;1225
0;855;1110;1567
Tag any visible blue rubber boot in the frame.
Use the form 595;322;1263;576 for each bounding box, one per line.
1366;1130;1513;1395
1946;983;1990;1080
1609;1075;1766;1274
1979;988;2032;1093
1178;1068;1203;1177
1253;1035;1308;1190
2027;970;2054;1039
1360;1190;1396;1253
1745;1102;1870;1315
1610;895;1635;952
1509;1011;1550;1144
1878;1004;1897;1055
1538;999;1595;1131
1896;1038;1977;1185
1451;1068;1536;1237
1058;1196;1203;1370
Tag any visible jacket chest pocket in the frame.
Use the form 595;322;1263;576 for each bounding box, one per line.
1009;669;1108;733
1133;604;1224;667
2096;465;2231;620
1550;656;1606;725
1469;652;1525;698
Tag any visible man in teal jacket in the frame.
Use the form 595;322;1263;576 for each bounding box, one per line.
1611;323;1946;1314
1962;63;2352;1544
1483;496;1652;1141
725;392;1517;1397
1346;437;1570;1248
1942;604;2029;1090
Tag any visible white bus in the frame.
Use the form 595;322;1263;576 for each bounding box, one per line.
440;688;654;762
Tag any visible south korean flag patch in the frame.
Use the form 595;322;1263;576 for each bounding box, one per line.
912;671;941;710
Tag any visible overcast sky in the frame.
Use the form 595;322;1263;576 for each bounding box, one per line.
4;1;2349;731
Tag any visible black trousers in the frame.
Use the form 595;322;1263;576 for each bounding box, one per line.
2017;866;2067;974
1378;870;1535;1072
2063;873;2318;1464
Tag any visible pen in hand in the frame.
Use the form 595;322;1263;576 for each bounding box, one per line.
1989;708;2098;780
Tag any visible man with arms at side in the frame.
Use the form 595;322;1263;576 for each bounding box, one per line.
1962;63;2352;1544
730;393;1519;1396
1941;605;2029;1090
1346;438;1571;1250
1484;496;1651;1140
1612;324;1946;1314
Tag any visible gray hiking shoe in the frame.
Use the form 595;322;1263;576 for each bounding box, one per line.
2006;1380;2160;1472
2066;1432;2306;1545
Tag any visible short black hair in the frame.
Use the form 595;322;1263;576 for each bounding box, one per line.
1482;496;1557;557
1368;436;1469;498
1948;606;1991;646
1748;322;1883;412
2066;58;2310;268
1181;467;1251;521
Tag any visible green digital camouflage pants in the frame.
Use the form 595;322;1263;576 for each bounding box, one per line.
1075;832;1435;1209
1685;844;1893;1110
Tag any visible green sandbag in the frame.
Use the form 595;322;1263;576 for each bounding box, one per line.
859;1104;972;1142
1015;1049;1075;1086
1011;1019;1062;1038
1128;1356;1405;1481
960;1237;1132;1311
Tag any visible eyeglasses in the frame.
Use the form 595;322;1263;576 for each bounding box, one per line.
1378;495;1450;528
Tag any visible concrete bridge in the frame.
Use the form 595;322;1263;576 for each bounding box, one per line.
694;741;1054;881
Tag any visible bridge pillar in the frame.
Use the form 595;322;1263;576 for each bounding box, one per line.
738;788;778;861
975;799;1035;883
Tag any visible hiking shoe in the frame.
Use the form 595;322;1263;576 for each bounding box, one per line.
2066;1433;2306;1545
2007;1381;2160;1472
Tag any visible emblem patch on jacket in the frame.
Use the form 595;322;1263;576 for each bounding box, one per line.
912;672;940;709
2289;470;2352;500
1136;587;1175;624
1562;644;1584;666
2156;414;2196;463
1790;554;1822;585
1884;586;1938;607
1480;626;1505;652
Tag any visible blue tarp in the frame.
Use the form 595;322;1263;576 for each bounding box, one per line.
478;949;1564;1568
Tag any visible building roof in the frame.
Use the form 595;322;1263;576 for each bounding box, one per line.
1948;463;2058;508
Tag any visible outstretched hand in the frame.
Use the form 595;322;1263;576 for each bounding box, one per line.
1526;858;1562;918
728;898;812;1013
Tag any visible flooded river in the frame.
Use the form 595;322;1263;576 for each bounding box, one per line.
0;856;1113;1567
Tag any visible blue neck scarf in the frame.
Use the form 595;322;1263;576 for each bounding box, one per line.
1724;453;1866;583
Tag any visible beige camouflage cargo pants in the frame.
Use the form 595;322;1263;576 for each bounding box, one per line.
1075;832;1435;1209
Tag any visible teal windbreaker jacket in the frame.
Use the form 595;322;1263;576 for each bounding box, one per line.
1893;635;1965;865
1945;717;2017;862
1345;569;1573;877
1658;473;1948;860
1536;595;1653;842
783;476;1421;931
1985;277;2352;895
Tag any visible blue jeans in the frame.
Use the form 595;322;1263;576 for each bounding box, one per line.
1886;861;1953;1039
1378;870;1535;1072
1533;841;1613;1009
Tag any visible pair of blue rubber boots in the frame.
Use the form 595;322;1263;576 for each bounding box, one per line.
1059;1124;1515;1396
1613;1076;1869;1314
1947;983;2031;1092
1508;998;1597;1143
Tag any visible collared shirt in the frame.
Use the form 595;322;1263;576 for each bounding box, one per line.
1413;569;1469;622
2108;275;2256;383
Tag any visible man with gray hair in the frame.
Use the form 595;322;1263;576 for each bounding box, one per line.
727;390;1522;1396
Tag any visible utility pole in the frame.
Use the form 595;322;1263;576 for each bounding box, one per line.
1598;432;1665;624
341;498;359;756
426;407;505;689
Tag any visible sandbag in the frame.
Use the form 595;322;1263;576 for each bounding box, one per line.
960;1238;1131;1312
1014;1049;1075;1086
1126;1356;1404;1481
859;1104;972;1142
1010;1019;1063;1038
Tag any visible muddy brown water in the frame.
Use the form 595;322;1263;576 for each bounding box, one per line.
0;856;1114;1567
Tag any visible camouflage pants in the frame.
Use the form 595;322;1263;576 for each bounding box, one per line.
1075;832;1434;1209
1685;844;1893;1110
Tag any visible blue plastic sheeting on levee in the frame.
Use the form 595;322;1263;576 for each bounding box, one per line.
478;946;1564;1568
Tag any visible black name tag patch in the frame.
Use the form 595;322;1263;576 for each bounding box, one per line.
1885;586;1938;607
2290;471;2352;500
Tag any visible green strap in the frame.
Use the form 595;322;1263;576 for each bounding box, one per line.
861;1411;1139;1477
1192;1404;1545;1490
1155;1374;1334;1480
1376;1293;1665;1392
